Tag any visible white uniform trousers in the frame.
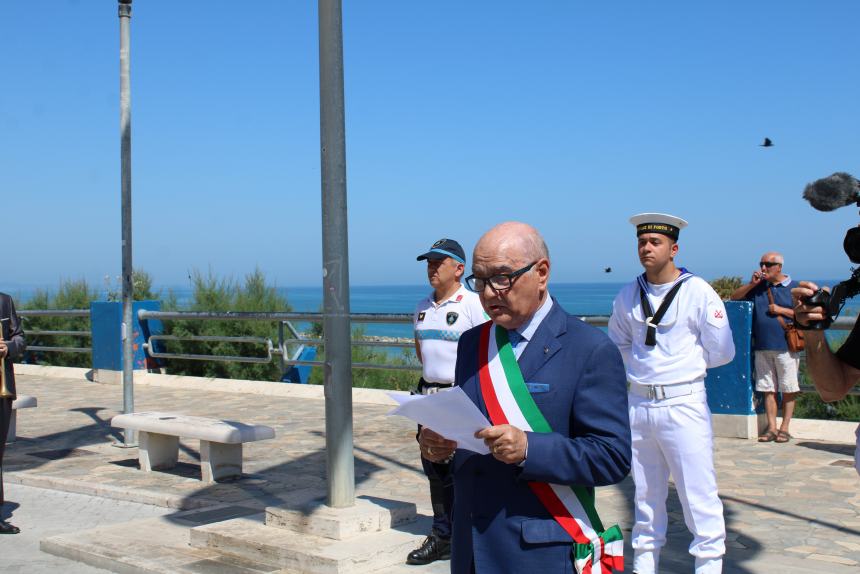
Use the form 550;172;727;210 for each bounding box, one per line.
629;391;725;574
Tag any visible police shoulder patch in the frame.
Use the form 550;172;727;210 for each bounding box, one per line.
417;312;426;322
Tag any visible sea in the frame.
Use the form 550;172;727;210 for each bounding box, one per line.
176;282;626;339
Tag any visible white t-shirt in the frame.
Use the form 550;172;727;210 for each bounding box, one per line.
608;275;735;386
413;285;487;384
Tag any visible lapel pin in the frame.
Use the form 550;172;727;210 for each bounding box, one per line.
544;346;549;354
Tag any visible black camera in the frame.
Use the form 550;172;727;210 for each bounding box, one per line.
799;173;860;329
801;266;860;330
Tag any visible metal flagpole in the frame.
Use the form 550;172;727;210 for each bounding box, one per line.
118;0;135;446
318;0;355;507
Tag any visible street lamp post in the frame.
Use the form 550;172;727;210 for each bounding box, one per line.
118;0;135;446
318;0;354;508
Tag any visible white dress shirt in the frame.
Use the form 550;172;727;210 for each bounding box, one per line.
507;295;553;360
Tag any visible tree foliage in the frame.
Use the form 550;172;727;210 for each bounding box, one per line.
307;326;419;391
159;268;292;381
709;276;743;301
18;269;421;388
21;278;98;367
793;333;860;421
104;270;159;302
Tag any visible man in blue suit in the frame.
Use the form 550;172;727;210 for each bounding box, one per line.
420;222;631;574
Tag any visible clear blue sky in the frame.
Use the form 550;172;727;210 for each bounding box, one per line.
1;1;858;290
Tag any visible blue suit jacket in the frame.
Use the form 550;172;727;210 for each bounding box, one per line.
451;299;631;574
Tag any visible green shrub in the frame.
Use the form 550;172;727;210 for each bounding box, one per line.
104;270;159;302
21;270;422;389
159;268;292;381
794;333;860;421
710;276;743;301
21;272;162;367
21;279;98;368
307;327;420;391
794;392;860;421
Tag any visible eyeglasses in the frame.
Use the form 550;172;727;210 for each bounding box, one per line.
759;261;781;268
465;261;537;293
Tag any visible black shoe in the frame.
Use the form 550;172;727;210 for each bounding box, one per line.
0;520;20;534
406;534;451;565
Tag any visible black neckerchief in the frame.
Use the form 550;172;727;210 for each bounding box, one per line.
637;270;692;347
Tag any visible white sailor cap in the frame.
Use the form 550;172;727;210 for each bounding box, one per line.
629;213;688;240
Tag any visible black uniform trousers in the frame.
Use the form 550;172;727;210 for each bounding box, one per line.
422;454;453;539
0;398;12;505
415;378;455;539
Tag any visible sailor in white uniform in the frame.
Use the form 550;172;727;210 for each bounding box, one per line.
407;238;487;565
608;213;735;574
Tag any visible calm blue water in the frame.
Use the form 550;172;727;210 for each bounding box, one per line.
282;283;623;315
191;282;625;339
184;281;859;339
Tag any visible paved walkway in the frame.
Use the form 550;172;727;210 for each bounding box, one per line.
2;483;171;574
3;370;859;573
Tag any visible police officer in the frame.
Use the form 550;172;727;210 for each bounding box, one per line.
608;214;735;574
407;238;486;565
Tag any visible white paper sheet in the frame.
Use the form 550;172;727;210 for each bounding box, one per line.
387;387;491;454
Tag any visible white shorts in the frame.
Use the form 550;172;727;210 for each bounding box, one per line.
754;350;800;393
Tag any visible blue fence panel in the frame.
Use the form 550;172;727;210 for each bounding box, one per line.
91;300;163;371
705;301;754;415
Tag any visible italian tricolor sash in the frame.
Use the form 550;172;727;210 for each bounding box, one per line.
477;322;624;574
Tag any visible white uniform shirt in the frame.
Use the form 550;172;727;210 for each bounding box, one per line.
608;275;735;386
414;285;487;384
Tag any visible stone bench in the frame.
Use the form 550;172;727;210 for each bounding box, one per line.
8;395;37;443
110;411;275;483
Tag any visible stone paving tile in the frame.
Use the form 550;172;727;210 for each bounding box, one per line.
6;373;860;573
3;483;171;574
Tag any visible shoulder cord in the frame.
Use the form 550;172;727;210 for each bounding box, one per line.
766;286;791;332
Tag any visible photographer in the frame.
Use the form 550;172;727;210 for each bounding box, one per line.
792;172;860;473
792;281;860;474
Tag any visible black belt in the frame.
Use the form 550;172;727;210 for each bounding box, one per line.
416;378;454;395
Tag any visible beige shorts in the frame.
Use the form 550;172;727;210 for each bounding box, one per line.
754;350;800;393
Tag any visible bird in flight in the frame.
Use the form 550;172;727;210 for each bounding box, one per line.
760;137;773;147
604;267;612;273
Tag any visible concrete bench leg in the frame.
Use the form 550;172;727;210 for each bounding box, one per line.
200;440;242;483
138;431;179;472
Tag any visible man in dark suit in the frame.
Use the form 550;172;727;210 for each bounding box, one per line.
0;292;25;534
419;222;631;574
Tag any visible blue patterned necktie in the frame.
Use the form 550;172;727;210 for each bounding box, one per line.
507;329;525;359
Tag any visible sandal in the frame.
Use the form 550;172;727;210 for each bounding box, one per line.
758;431;777;442
775;430;792;443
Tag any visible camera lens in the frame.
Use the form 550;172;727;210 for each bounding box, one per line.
844;226;860;264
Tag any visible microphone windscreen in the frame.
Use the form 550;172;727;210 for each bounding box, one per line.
803;172;860;211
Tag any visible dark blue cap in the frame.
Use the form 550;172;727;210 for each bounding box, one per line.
416;238;466;265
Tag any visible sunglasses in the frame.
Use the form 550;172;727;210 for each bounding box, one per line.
759;261;781;268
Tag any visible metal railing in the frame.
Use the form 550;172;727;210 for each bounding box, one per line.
14;308;859;394
135;310;625;371
17;309;92;355
135;310;859;395
136;309;423;372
